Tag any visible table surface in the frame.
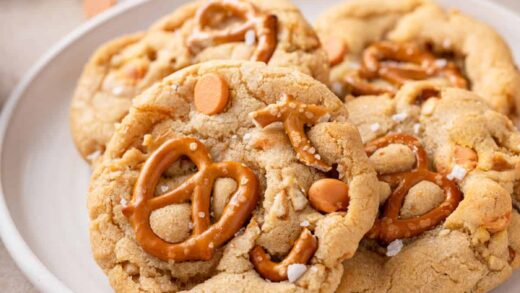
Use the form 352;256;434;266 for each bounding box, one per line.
1;0;519;292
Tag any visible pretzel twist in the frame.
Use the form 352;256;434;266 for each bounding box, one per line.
365;134;462;243
122;137;259;261
345;41;468;96
250;229;317;281
187;0;278;63
250;94;332;171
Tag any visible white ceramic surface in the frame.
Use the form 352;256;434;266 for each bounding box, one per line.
1;0;520;292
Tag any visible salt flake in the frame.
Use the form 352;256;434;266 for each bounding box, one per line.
413;123;421;134
370;123;380;132
245;29;256;46
391;112;408;122
300;220;310;227
447;164;467;181
287;264;307;283
386;239;403;257
189;142;198;151
86;150;102;162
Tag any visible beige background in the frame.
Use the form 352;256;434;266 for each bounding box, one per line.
0;0;519;292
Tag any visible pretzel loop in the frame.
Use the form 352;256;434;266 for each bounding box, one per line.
187;0;278;63
251;94;332;171
122;137;259;261
250;229;318;281
365;134;462;243
346;41;468;96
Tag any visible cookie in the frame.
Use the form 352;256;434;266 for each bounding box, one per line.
87;60;380;292
315;0;520;116
336;81;520;292
71;0;329;162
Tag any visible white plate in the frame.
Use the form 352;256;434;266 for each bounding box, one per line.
1;0;520;292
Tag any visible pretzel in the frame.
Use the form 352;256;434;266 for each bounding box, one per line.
122;137;259;261
250;229;317;281
187;0;278;63
345;41;468;96
250;94;332;172
364;134;462;243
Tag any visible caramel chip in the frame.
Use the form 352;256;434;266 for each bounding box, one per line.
454;145;478;171
324;37;346;66
194;73;230;115
308;178;349;213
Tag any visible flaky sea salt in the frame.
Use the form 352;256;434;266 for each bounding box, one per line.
86;150;102;162
300;220;310;227
447;164;467;181
391;112;408;122
229;195;239;206
435;59;448;68
386;239;403;257
189;142;198;151
160;185;169;193
198;212;205;218
112;85;125;96
245;29;256;46
120;198;128;206
287;264;307;283
331;82;344;96
442;38;452;49
413;123;421;134
370;123;380;132
318;113;331;123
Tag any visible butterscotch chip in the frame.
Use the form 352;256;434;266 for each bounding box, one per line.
308;178;349;213
324;37;347;66
194;73;229;115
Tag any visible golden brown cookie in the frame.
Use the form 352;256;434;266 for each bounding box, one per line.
315;0;520;116
88;60;380;292
71;0;329;162
336;82;520;292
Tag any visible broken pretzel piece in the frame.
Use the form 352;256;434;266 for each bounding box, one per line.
250;94;331;171
187;0;278;63
250;229;317;282
346;41;467;96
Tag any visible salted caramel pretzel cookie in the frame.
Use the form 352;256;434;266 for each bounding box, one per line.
88;61;380;292
332;82;520;292
70;0;328;162
315;0;520;116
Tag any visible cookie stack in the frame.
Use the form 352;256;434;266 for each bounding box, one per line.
69;0;520;292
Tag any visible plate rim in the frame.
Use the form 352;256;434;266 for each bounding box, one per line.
1;0;520;292
0;0;152;292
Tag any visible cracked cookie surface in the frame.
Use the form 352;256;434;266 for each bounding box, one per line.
336;82;520;292
88;60;379;292
71;0;329;162
315;0;520;117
